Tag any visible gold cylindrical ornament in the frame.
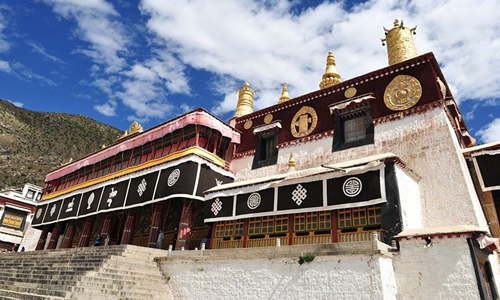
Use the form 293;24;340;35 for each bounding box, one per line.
234;82;255;118
382;20;418;66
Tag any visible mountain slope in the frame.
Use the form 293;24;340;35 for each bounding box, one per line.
0;99;123;190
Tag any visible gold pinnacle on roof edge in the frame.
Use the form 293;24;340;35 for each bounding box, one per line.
381;19;418;66
319;51;342;89
234;82;255;118
287;152;296;172
278;83;290;104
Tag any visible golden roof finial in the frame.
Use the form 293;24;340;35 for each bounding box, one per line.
129;121;143;135
101;144;106;149
278;83;290;104
381;19;418;65
319;51;342;89
234;82;255;118
118;130;128;140
61;157;73;166
287;152;296;172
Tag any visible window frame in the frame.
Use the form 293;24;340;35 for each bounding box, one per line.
252;125;280;170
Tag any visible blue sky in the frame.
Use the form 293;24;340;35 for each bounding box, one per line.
0;0;499;144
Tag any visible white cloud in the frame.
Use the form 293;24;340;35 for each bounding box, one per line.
43;0;128;73
26;41;66;64
139;0;500;115
0;5;11;53
94;100;117;116
477;119;500;144
11;101;23;107
0;60;12;73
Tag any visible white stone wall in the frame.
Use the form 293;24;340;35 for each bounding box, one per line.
231;107;488;229
159;244;395;300
393;236;480;300
396;167;422;229
19;226;41;251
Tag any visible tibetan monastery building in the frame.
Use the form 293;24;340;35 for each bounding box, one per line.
32;109;239;250
31;19;500;299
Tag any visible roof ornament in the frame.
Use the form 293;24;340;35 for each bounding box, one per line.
278;83;290;104
61;157;73;166
234;82;255;118
287;152;296;172
381;19;418;65
319;51;342;89
129;121;143;135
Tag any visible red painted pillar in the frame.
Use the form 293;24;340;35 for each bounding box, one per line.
46;226;61;250
101;214;113;245
61;223;75;249
289;215;294;246
331;210;338;243
147;204;164;248
242;219;248;248
120;211;136;245
175;199;193;250
78;218;94;247
35;226;49;250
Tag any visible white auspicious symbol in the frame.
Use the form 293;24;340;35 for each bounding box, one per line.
107;187;118;207
215;178;223;186
50;204;56;217
291;184;307;206
66;199;74;212
211;198;223;216
137;179;147;196
36;208;42;219
168;169;181;187
247;193;261;210
87;192;95;209
343;177;362;197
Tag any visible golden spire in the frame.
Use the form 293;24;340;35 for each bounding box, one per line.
287;152;296;172
278;83;290;104
381;19;418;65
319;51;342;89
234;82;255;118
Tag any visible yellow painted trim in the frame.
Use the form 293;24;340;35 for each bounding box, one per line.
42;147;225;201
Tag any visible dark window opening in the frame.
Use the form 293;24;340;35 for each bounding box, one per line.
252;128;279;169
333;103;374;152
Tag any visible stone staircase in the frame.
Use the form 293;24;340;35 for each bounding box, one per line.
0;245;173;300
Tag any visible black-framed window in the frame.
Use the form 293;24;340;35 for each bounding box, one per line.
333;103;374;151
252;128;279;169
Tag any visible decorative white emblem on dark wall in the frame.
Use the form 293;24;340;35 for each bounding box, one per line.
168;169;181;187
137;179;147;196
50;204;56;217
292;184;307;206
247;193;261;209
36;208;42;219
66;199;74;212
107;187;117;207
211;198;223;216
343;177;362;197
215;178;223;186
87;192;95;209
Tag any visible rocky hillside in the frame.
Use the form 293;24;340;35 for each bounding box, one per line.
0;99;123;190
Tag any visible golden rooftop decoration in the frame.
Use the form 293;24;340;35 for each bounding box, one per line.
234;82;255;118
344;87;357;98
102;144;106;149
384;75;422;111
319;51;342;89
118;130;128;139
291;106;318;138
278;83;290;104
264;114;273;124
244;120;253;130
288;152;296;168
381;19;418;65
61;157;73;166
129;121;143;135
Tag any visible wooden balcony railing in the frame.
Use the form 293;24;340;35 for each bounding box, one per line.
212;238;243;249
338;228;382;243
292;233;332;245
246;235;289;248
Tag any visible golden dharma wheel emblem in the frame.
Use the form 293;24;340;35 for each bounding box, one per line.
344;87;357;98
244;120;253;130
291;106;318;138
264;114;273;124
384;75;422;111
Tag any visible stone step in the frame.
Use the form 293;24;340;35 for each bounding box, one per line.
80;274;166;286
74;281;165;293
71;287;167;300
96;266;164;278
0;288;66;300
0;285;69;298
86;269;166;281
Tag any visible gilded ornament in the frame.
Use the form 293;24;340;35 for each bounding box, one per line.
437;77;447;99
291;106;318;138
244;120;253;130
344;87;357;98
264;114;273;124
384;75;422;111
129;121;143;134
